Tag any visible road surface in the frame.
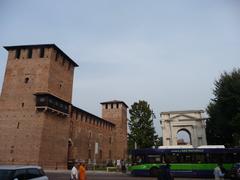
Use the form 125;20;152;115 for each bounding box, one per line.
46;170;224;180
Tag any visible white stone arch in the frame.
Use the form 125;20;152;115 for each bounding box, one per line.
176;128;192;145
160;110;207;147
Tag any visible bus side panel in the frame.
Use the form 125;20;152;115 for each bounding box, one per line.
131;170;149;176
171;163;194;177
171;163;233;178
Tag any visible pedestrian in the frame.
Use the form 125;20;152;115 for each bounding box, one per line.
213;163;225;180
121;159;126;173
116;159;121;172
157;163;173;180
219;163;226;176
79;162;87;180
70;163;78;180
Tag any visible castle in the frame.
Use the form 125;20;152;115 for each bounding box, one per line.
0;44;128;169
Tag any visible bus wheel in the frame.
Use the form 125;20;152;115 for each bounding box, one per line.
150;167;159;177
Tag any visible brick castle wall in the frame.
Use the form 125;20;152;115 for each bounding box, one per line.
0;44;128;169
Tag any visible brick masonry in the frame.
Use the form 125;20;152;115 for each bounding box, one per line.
0;44;128;169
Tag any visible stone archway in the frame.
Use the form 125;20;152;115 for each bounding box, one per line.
160;110;207;147
176;128;192;145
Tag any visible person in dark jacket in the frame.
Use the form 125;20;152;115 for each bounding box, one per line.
157;163;173;180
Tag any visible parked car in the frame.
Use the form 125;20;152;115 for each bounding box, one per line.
0;165;48;180
229;163;240;179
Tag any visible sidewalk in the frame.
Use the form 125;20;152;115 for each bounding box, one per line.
45;169;124;174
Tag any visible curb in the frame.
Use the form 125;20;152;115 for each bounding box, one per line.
45;170;128;174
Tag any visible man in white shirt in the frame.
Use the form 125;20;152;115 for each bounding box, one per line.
116;159;121;172
214;163;225;180
71;163;78;180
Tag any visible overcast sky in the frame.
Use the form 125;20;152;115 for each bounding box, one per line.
0;0;239;136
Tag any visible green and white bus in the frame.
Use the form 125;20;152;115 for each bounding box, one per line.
129;146;240;178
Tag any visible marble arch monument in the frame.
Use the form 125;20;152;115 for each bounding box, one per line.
160;110;207;147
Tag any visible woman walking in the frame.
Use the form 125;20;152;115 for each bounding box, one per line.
79;162;87;180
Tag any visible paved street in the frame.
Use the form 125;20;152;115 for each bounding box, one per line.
46;171;224;180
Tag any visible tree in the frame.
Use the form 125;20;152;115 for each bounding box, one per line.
154;136;163;147
128;100;158;150
206;68;240;147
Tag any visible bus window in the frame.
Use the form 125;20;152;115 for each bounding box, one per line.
205;153;210;163
225;153;240;163
165;153;176;163
133;155;145;164
194;153;205;163
146;155;162;163
185;154;193;163
224;153;234;163
233;153;240;162
165;153;181;163
165;153;194;163
208;153;223;163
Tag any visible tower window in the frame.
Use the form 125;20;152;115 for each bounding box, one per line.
39;48;45;58
89;131;92;138
59;81;63;89
105;104;108;109
25;77;29;84
111;104;113;109
17;122;20;129
28;49;32;59
116;103;119;108
15;49;21;59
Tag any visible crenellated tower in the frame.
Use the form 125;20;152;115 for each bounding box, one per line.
0;44;78;168
0;44;128;169
101;100;128;160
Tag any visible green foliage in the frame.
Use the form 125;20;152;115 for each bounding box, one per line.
156;136;163;146
128;100;158;150
206;68;240;147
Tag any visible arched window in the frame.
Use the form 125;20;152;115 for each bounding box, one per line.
25;77;29;84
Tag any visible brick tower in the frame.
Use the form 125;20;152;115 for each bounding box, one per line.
101;100;128;160
0;44;78;168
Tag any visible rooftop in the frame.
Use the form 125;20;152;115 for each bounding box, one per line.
72;105;116;127
160;110;204;115
4;44;79;67
100;100;128;108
